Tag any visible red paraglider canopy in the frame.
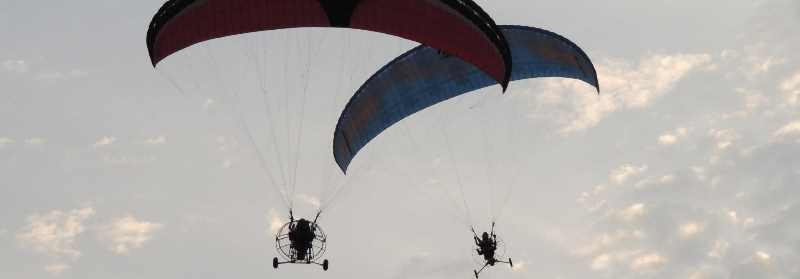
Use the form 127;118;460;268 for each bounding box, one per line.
146;0;512;88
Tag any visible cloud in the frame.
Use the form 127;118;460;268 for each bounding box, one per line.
511;260;528;272
144;136;167;145
754;251;771;264
530;53;712;133
216;136;240;152
727;210;755;227
618;203;647;221
2;59;30;73
708;128;739;151
35;69;88;81
25;137;46;146
720;47;786;80
679;222;704;238
568;129;800;278
393;253;472;279
99;216;163;255
610;164;648;184
102;155;157;166
267;209;284;235
221;158;234;169
658;127;688;146
630;253;667;271
591;253;611;270
601;54;713;108
92;136;116;148
44;263;70;276
0;137;14;148
2;58;87;81
780;72;800;106
203;98;217;110
296;194;322;209
16;207;95;259
707;239;729;259
773;120;800;141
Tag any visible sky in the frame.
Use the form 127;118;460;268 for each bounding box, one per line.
1;0;799;278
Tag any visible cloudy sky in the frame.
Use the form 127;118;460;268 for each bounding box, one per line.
1;0;799;278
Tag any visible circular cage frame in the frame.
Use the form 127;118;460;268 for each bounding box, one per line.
275;220;328;263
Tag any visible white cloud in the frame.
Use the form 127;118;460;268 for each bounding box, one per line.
658;134;678;145
709;129;739;151
511;260;527;272
25;137;47;145
102;154;157;166
619;203;647;221
749;57;782;76
755;251;772;264
720;47;785;80
707;240;729;259
0;137;14;148
773;120;800;140
99;216;163;255
610;164;648;184
35;69;88;81
268;209;284;235
44;263;70;275
296;194;322;209
659;175;676;184
203;98;217;110
532;53;712;133
3;59;29;73
221;158;234;169
144;136;167;145
630;253;667;271
16;207;95;259
679;222;704;238
93;136;116;148
781;71;800;106
591;253;611;270
658;127;688;146
575;230;645;257
727;210;755;227
216;136;239;152
601;54;712;108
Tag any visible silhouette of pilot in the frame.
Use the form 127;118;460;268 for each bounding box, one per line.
474;232;497;264
288;218;316;261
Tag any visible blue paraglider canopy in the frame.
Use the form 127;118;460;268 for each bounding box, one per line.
333;25;600;173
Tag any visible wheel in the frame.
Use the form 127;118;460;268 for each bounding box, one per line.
322;259;329;271
473;270;479;278
272;257;279;269
508;258;513;268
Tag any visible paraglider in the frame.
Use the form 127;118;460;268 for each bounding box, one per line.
332;24;599;277
273;211;329;270
472;223;512;278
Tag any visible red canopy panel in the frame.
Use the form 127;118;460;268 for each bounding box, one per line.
148;0;330;65
350;0;506;90
146;0;511;87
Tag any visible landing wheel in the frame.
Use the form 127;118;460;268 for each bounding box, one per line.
473;270;479;278
272;257;279;269
509;258;513;268
322;259;329;271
